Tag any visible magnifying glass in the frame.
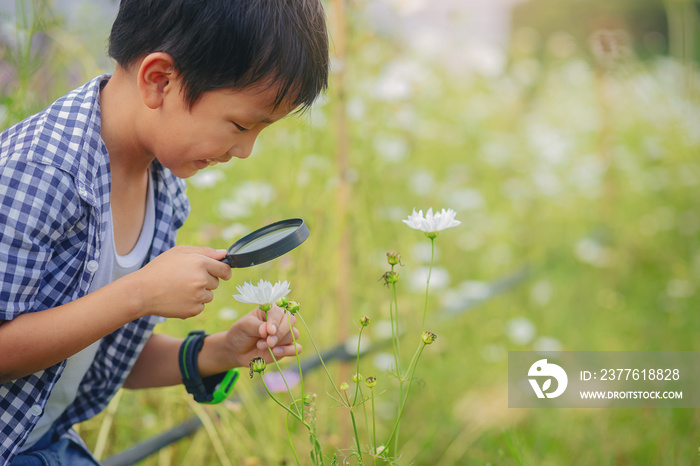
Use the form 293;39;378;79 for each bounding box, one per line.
219;218;309;268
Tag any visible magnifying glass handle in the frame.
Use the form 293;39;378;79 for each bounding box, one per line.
219;257;230;265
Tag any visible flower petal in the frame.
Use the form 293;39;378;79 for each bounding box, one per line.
402;209;425;230
403;207;460;233
233;279;289;306
270;280;292;302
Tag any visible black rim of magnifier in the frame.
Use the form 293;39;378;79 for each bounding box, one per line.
221;218;309;268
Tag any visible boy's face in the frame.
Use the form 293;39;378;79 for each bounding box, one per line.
149;79;295;178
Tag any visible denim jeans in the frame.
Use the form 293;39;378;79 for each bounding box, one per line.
11;424;101;466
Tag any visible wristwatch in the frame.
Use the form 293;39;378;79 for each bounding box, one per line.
179;330;240;404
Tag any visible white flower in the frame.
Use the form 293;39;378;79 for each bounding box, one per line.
233;280;291;308
402;208;461;234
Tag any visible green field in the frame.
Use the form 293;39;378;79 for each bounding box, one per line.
2;1;699;464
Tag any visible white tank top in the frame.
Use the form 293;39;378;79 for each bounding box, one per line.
22;177;155;450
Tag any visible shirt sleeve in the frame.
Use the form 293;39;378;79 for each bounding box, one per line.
0;157;85;320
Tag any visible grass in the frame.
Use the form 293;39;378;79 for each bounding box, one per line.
2;2;699;464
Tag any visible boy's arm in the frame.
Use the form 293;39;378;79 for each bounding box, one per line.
0;160;231;383
0;247;232;384
123;306;301;389
0;275;144;384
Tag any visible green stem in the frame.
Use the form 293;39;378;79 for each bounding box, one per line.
360;386;370;452
390;279;401;371
402;342;423;383
288;311;305;400
388;288;400;379
422;238;435;334
260;377;307;426
352;327;364;406
310;433;324;466
296;312;344;400
370;389;377;466
384;342;427;454
263;377;321;465
267;346;300;416
350;409;364;465
390;279;402;456
391;338;426;453
306;400;323;466
286;411;302;466
388;266;402;379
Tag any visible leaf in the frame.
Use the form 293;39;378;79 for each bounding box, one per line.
542;378;552;392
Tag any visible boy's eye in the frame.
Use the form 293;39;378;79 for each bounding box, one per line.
231;121;249;132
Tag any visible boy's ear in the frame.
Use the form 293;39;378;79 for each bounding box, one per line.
137;52;178;109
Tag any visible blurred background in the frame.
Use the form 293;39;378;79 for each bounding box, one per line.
1;0;699;464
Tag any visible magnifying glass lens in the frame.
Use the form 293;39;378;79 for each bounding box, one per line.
220;218;309;268
236;226;299;254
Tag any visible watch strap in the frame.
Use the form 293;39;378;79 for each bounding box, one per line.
179;330;227;403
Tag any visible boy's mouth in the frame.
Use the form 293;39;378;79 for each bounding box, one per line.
195;159;219;169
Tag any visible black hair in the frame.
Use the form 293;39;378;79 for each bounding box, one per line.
108;0;329;110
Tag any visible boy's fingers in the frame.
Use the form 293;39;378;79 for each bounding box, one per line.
265;309;282;336
267;334;278;347
203;253;232;280
266;319;300;348
173;246;231;280
173;245;225;258
265;306;296;336
203;290;214;303
273;327;300;347
205;274;220;291
270;343;302;358
186;246;227;260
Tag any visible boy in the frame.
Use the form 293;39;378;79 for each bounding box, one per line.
0;0;329;463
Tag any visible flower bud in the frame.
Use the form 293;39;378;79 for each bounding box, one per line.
386;251;401;266
285;300;300;314
365;376;377;388
303;393;316;406
360;316;370;327
421;331;437;345
249;357;266;378
276;297;289;308
352;373;363;383
340;382;349;391
380;271;399;286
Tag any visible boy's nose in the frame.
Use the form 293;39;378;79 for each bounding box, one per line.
227;135;258;160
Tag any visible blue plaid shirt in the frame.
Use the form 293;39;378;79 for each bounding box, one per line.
0;75;190;464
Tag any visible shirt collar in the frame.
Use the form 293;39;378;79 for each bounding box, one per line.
28;74;112;207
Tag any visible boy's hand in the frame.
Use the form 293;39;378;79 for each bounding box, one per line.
221;305;302;368
130;246;232;319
